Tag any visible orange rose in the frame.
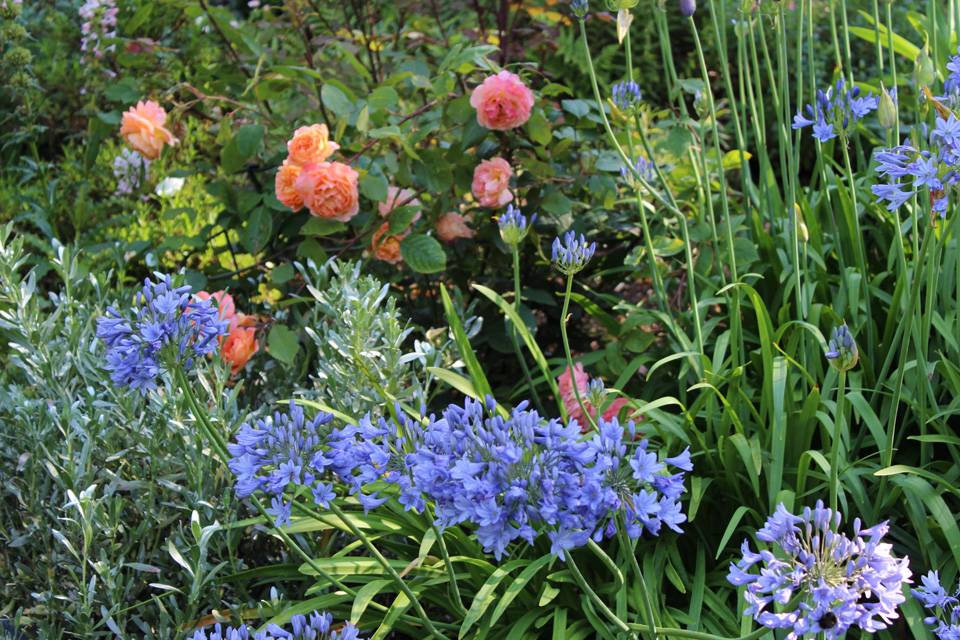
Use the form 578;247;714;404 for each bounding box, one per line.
436;212;475;243
221;326;259;376
472;158;514;208
379;186;422;221
287;123;339;165
119;100;176;160
275;160;304;211
295;161;360;221
370;222;406;264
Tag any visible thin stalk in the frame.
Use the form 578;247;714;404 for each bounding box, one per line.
432;522;468;617
509;244;546;414
616;514;659;639
839;0;854;84
839;139;875;363
626;626;770;640
566;554;638;639
561;274;597;431
829;369;847;513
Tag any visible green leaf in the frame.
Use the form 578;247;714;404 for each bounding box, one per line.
236;124;264;158
351;579;393;621
368;125;402;139
126;3;154;35
539;191;574;215
242;206;271;254
461;559;531;638
322;84;354;117
439;287;494;401
541;83;573;97
271;263;295;284
527;110;552;146
400;234;446;274
220;137;245;174
560;99;591;118
368;86;399;111
267;325;298;365
359;172;389;202
301;217;346;236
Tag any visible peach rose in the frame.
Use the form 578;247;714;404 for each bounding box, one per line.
470;70;535;130
119;100;176;160
436;212;475;243
275;160;304;211
295;161;360;221
379;186;422;221
558;363;632;433
472;158;514;208
221;325;259;376
287;123;339;165
370;222;406;264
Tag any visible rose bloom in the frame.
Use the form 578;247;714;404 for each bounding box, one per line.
295;161;360;221
379;186;422;221
275;160;304;211
287;123;339;166
120;100;177;160
221;325;258;376
472;158;514;208
436;212;475;243
370;222;406;264
558;363;632;433
470;70;535;130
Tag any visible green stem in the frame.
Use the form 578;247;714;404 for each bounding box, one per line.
829;369;847;514
626;625;771;640
839;139;875;367
616;515;659;639
561;273;597;431
566;553;638;639
509;243;546;415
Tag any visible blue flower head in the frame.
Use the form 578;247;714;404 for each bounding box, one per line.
792;78;878;141
570;0;589;21
913;571;960;640
552;231;597;275
620;156;657;189
825;322;858;372
96;273;230;394
186;609;359;640
498;204;536;245
612;80;642;116
727;501;912;640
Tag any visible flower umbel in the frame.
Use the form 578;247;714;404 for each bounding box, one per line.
570;0;589;20
791;78;878;142
727;501;911;640
552;231;597;275
612;80;642;116
186;609;359;640
912;571;960;640
825;322;858;372
498;204;536;244
96;274;229;394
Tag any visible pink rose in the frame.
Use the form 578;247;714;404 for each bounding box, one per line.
558;363;633;433
119;100;176;160
436;212;475;243
469;70;535;130
295;161;360;221
471;158;514;208
379;186;422;222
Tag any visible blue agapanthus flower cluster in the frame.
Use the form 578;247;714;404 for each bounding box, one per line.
612;80;642;116
411;397;690;560
938;46;960;108
913;571;960;640
552;231;597;275
825;322;858;372
727;501;912;640
325;407;425;514
186;610;359;640
96;273;229;395
620;156;657;189
871;114;960;216
792;78;878;142
227;400;337;527
570;0;589;20
498;204;536;245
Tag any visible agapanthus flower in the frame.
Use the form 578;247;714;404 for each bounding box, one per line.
96;274;229;394
871;116;960;217
727;501;911;640
825;322;858;372
185;609;359;640
498;204;536;244
913;571;960;640
112;148;151;196
612;80;642;116
570;0;589;20
620;156;657;189
792;78;878;142
227;400;337;526
552;231;597;275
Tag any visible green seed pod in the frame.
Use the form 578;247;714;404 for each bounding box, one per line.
878;85;898;130
4;45;30;67
915;46;936;87
605;0;638;10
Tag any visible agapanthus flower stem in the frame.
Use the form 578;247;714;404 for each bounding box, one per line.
616;513;659;639
626;624;770;640
509;243;548;416
326;501;453;640
566;553;639;639
829;369;847;513
561;273;597;432
431;522;469;617
839;141;875;368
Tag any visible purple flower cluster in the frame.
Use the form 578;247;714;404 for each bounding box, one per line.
552;231;597;275
620;156;657;188
113;148;151;196
226;396;691;561
227;400;337;527
187;610;359;640
96;274;229;394
727;501;912;640
78;0;118;77
871;115;960;217
913;571;960;640
792;78;878;142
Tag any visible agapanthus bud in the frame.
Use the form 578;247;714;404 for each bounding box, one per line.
570;0;589;20
878;85;898;130
825;322;859;372
552;231;597;275
612;80;642;116
679;0;696;17
693;89;709;119
585;378;607;409
498;204;536;245
605;0;638;9
620;156;657;189
916;46;936;87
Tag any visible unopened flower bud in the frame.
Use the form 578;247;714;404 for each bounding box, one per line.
916;46;936;87
680;0;697;17
605;0;638;9
878;85;898;130
693;89;710;119
552;231;597;275
570;0;589;20
825;322;858;372
612;80;642;117
498;204;536;245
